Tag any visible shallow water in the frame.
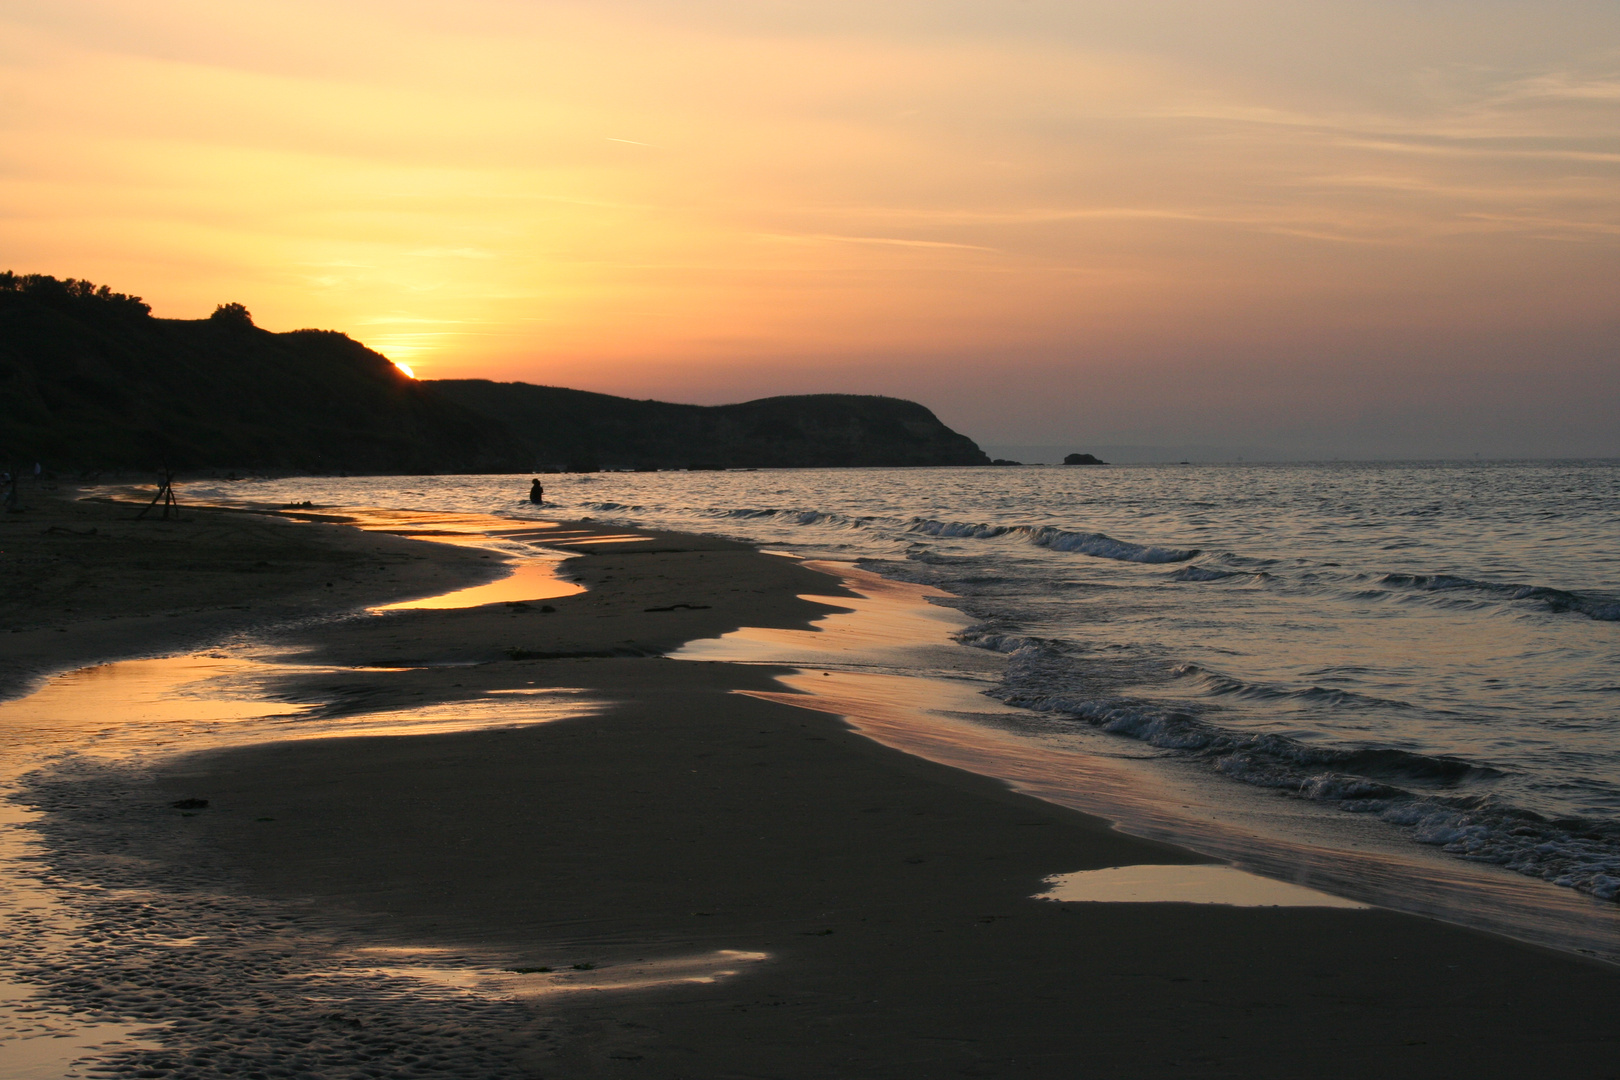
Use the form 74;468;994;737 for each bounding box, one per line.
683;564;1619;958
371;559;581;611
179;462;1620;912
1039;865;1367;908
0;652;598;1078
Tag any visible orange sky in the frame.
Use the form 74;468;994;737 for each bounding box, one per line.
3;1;1617;457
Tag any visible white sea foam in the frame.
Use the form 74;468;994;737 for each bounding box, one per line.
905;518;1198;562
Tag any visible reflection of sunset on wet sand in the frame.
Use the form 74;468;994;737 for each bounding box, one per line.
370;559;582;611
1039;864;1366;908
3;494;1617;1078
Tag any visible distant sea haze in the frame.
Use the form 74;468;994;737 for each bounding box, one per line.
186;461;1620;915
981;444;1276;464
978;446;1527;464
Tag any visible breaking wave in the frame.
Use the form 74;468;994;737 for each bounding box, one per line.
906;518;1197;563
705;507;884;530
957;629;1620;902
1166;565;1255;583
1377;573;1620;622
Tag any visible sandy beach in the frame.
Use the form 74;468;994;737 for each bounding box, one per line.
4;491;1619;1079
0;491;505;700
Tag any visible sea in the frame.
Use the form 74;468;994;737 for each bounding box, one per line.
174;462;1620;944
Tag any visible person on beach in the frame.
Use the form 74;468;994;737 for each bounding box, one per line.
529;479;544;504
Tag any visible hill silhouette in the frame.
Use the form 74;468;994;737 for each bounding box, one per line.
429;380;990;470
1;273;990;474
0;273;525;473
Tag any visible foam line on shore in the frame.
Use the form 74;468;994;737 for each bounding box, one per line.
690;560;1620;962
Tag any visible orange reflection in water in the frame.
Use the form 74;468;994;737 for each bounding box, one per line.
0;655;598;775
371;559;583;612
339;948;770;1002
292;509;659;611
673;560;964;665
319;508;651;553
743;668;1160;825
0;655;311;778
1040;865;1367;908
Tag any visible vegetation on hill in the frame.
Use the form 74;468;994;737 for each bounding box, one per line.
429;380;991;470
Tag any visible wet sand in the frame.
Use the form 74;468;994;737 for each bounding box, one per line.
0;491;503;699
7;490;1620;1078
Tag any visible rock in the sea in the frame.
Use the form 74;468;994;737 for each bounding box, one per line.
1063;452;1107;465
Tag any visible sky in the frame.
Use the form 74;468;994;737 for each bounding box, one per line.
3;0;1617;459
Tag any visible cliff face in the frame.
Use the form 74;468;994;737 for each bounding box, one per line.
428;380;992;470
2;273;990;473
0;276;528;473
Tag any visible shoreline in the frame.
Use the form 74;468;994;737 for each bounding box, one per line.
0;491;510;701
4;496;1619;1077
674;567;1620;963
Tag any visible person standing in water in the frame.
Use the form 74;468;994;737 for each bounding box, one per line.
529;478;544;504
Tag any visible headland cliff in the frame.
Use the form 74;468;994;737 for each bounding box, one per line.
1;273;989;474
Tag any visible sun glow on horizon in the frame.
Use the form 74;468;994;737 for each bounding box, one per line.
391;360;416;379
2;0;1616;457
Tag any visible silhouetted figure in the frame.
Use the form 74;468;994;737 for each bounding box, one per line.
529;478;544;504
139;467;180;521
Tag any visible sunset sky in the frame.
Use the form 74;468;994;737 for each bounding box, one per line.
3;0;1617;458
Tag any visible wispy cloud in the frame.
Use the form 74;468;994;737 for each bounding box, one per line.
757;233;998;252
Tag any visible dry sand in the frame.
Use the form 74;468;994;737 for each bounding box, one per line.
6;489;1619;1079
